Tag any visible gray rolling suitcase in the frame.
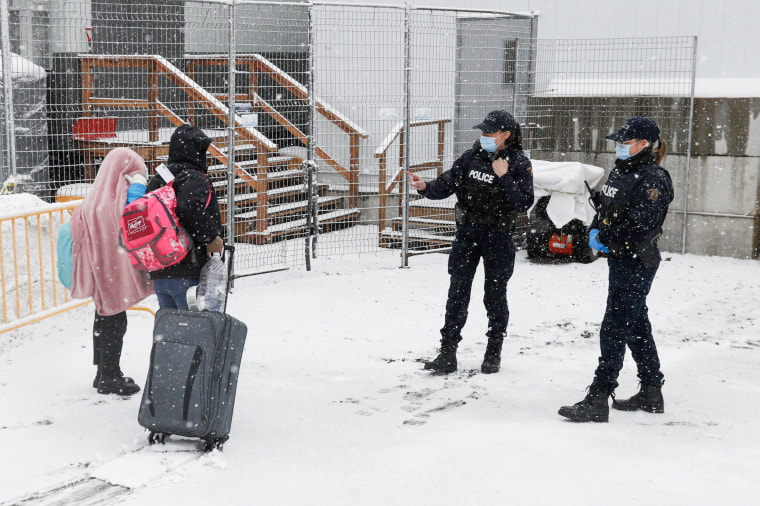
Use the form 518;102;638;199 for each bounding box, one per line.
138;248;246;451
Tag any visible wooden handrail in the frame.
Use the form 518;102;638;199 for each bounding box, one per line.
185;53;367;208
376;119;450;193
375;119;449;157
150;55;276;151
186;53;368;138
154;100;266;233
80;54;277;153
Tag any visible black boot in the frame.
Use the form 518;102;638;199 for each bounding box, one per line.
612;382;664;413
93;333;101;388
424;335;461;374
97;373;140;396
481;336;503;374
95;313;139;396
558;382;612;423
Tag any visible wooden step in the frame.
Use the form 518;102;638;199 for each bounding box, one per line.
379;229;454;250
210;168;304;194
409;195;457;221
218;183;328;211
211;176;249;194
238;208;361;245
390;216;456;236
154;142;258;164
212;142;258;161
233;196;343;223
206;155;300;175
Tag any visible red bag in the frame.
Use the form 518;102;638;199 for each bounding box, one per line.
120;175;211;272
548;233;574;255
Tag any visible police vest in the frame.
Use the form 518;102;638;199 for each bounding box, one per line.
455;151;515;224
597;158;671;262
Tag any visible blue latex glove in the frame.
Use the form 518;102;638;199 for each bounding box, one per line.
588;228;610;253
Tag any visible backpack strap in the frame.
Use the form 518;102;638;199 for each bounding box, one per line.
163;167;213;209
204;175;212;209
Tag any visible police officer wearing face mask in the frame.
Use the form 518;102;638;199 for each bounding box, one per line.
407;110;533;374
559;117;674;423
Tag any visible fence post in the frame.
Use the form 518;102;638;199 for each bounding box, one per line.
0;0;17;182
304;160;318;270
400;4;412;268
511;38;520;118
227;0;237;281
682;35;698;255
305;4;317;270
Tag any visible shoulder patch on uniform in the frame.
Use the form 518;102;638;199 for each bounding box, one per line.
646;188;661;201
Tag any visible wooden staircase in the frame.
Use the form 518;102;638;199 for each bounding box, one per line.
76;53;365;245
374;118;456;251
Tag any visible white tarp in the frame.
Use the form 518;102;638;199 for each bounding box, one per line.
528;159;606;228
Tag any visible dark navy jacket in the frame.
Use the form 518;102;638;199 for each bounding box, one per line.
420;141;534;224
146;125;223;280
592;149;673;262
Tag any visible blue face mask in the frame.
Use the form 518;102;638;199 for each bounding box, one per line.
480;134;502;153
615;142;632;160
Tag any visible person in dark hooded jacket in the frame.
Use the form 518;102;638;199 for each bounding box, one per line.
145;124;224;309
407;110;533;374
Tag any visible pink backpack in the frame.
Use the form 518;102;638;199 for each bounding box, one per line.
120;171;211;272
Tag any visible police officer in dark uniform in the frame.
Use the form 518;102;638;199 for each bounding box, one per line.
559;117;674;422
407;110;534;374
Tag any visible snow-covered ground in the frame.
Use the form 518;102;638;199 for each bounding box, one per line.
1;247;759;505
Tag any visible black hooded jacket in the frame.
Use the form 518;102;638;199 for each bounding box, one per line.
145;125;223;280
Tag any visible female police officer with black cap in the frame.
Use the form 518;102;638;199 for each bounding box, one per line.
407;110;533;374
559;117;673;422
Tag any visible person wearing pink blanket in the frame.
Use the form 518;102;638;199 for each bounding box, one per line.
70;147;154;395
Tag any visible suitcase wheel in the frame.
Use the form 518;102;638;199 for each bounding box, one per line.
148;431;168;445
203;435;229;452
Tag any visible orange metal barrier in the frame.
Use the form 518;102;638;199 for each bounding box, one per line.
0;199;157;334
1;200;81;333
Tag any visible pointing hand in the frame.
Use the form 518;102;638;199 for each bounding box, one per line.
405;171;427;191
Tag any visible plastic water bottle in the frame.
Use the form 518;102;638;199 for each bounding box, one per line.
196;253;227;312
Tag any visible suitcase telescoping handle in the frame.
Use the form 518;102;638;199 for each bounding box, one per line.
222;244;235;314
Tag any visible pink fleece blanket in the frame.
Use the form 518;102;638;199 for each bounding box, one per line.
71;148;153;315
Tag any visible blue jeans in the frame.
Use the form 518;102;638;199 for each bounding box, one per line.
152;277;199;310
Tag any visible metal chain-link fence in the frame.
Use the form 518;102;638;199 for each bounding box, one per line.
1;1;696;276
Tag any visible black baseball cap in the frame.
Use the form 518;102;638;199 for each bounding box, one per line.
473;110;517;134
606;117;660;143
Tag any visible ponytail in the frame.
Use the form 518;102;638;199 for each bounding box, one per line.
510;123;524;151
653;137;667;165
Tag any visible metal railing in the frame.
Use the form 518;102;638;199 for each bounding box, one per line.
0;201;87;333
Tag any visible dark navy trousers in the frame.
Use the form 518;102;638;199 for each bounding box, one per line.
441;222;515;340
594;256;665;391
